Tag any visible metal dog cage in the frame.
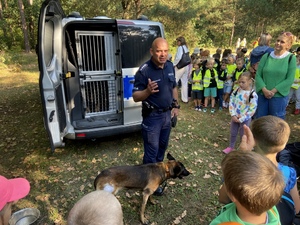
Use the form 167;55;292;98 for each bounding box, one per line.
75;31;119;117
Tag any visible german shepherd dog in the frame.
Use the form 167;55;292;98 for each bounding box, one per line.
94;153;190;224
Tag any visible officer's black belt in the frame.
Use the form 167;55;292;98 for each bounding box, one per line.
152;107;171;113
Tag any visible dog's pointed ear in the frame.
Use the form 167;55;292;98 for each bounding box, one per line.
167;153;175;161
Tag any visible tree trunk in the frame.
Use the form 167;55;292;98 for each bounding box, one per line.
18;0;30;52
134;0;141;19
0;1;8;47
121;0;132;19
26;0;35;49
229;14;235;47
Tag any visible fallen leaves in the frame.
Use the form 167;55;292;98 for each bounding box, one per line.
172;210;187;224
203;174;211;179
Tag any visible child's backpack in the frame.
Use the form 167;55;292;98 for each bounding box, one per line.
232;88;255;104
277;142;300;176
276;191;295;225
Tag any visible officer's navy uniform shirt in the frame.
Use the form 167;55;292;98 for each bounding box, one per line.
133;59;176;109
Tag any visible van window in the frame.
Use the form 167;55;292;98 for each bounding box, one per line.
118;24;162;68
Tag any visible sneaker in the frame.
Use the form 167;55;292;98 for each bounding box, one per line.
222;147;234;154
222;101;226;108
153;182;167;196
153;186;164;196
203;107;207;112
211;108;215;113
198;106;202;112
194;106;198;111
219;107;222;111
295;109;300;115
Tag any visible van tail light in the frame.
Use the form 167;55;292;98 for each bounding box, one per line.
76;133;86;138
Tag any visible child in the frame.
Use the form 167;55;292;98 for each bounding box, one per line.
203;57;218;113
287;55;300;115
232;57;246;90
222;55;236;108
0;175;31;225
67;190;124;225
211;150;284;224
239;116;300;225
190;59;204;111
217;59;227;110
223;71;258;154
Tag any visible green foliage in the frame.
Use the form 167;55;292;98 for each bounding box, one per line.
0;0;299;51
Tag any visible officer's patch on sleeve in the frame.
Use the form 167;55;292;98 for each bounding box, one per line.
139;63;148;71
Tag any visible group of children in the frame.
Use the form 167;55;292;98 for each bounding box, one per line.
190;47;300;118
193;47;300;224
190;49;254;114
212;115;300;225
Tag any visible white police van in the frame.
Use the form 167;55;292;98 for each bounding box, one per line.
37;0;165;151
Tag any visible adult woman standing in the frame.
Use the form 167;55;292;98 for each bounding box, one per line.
173;36;190;103
255;32;297;119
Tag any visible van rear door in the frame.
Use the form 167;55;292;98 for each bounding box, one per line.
37;0;66;151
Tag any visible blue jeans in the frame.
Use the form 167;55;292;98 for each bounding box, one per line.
256;94;288;119
142;111;171;164
217;88;223;107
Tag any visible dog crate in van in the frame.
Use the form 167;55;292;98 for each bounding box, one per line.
37;0;165;151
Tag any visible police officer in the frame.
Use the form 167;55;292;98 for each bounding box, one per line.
133;37;180;195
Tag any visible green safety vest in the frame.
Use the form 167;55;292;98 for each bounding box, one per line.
203;68;220;88
217;70;227;89
291;68;300;89
232;68;246;90
192;70;203;90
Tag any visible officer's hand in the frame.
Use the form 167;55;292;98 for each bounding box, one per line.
147;78;159;94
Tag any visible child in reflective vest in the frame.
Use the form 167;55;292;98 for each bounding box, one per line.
232;58;246;90
287;55;300;115
218;59;227;110
203;57;219;113
191;59;204;111
223;55;236;108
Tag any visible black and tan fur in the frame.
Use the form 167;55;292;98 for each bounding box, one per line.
94;153;190;224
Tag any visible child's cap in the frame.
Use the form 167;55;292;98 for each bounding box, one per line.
0;175;30;210
193;47;200;55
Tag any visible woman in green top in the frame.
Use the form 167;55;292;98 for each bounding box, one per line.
255;32;297;119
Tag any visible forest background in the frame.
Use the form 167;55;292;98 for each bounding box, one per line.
5;0;300;55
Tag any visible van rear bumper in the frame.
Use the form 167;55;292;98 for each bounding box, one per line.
65;123;141;140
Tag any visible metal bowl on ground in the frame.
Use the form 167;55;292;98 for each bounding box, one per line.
9;208;40;225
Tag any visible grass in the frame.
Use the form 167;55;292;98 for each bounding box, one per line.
0;51;300;225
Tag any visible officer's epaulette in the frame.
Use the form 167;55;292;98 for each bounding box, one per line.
139;63;148;71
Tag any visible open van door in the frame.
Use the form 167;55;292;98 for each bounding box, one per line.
37;0;66;151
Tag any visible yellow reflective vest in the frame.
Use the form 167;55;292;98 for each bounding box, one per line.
203;68;220;88
291;67;300;90
192;70;203;91
217;70;227;89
